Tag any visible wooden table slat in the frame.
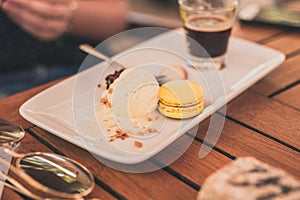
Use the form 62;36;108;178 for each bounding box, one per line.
232;23;283;42
263;31;300;55
273;83;300;111
251;55;300;96
226;91;300;149
153;132;233;186
1;188;24;200
196;116;300;179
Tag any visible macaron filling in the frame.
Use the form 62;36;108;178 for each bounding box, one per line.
158;100;204;119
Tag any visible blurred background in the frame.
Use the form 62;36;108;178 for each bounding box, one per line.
1;0;299;98
106;0;300;60
128;0;300;28
128;0;181;28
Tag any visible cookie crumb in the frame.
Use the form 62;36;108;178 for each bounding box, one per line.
109;130;130;142
134;141;143;148
100;96;108;105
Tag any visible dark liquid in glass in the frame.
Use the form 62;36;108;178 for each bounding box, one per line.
184;15;232;58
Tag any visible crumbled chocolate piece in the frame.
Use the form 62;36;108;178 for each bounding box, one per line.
105;69;125;89
134;141;143;148
109;129;130;142
100;96;108;105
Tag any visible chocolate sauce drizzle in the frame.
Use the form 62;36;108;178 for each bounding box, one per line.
105;69;125;89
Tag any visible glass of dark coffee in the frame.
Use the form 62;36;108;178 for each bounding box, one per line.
179;0;238;69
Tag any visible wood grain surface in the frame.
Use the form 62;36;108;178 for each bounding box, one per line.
251;55;300;96
273;83;300;110
226;91;300;148
263;31;300;55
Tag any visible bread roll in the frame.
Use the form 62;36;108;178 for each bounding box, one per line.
198;157;300;200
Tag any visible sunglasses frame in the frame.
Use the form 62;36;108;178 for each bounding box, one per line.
0;118;95;199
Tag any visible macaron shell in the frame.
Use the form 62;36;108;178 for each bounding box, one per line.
158;101;204;119
158;80;204;119
159;80;203;107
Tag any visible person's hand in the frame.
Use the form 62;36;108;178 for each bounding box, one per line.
2;0;77;41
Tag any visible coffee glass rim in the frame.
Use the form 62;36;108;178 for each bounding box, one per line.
178;0;238;12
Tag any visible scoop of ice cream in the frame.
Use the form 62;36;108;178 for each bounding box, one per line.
104;68;159;117
127;83;159;118
100;68;160;135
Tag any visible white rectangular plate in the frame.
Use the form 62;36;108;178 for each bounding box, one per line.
19;30;285;164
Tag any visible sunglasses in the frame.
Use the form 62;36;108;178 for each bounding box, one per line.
0;118;95;199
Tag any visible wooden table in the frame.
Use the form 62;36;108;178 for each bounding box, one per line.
0;22;299;199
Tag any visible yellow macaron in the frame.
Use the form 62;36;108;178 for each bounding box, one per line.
158;80;204;119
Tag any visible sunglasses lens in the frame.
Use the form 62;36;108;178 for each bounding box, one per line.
0;118;25;145
18;153;94;195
